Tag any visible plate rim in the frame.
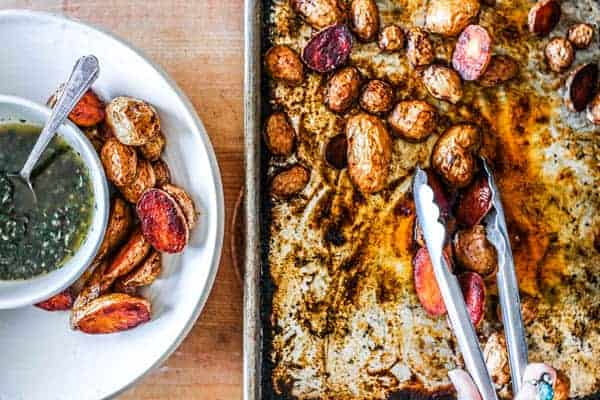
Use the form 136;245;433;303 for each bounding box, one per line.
0;9;225;399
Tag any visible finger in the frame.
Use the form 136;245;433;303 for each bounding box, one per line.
516;363;558;400
449;369;483;400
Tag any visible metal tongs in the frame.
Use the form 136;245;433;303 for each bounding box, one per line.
413;159;528;400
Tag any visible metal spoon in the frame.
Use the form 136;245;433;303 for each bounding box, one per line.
10;55;100;203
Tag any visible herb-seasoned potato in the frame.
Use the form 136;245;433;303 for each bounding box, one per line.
483;332;510;386
478;55;519;87
378;25;405;52
152;159;172;186
545;37;574;72
137;188;190;253
453;225;497;277
291;0;345;29
119;159;157;204
264;45;304;86
425;0;480;37
96;197;133;261
423;65;464;104
324;67;362;113
162;184;198;229
567;23;594;49
73;293;151;334
350;0;380;42
35;289;74;311
431;124;481;188
48;87;106;128
115;251;162;290
139;130;166;161
101;138;138;186
263;112;296;156
359;80;394;115
346;113;392;194
406;28;434;67
71;260;109;327
101;229;152;291
387;100;437;142
105;96;161;146
270;165;311;199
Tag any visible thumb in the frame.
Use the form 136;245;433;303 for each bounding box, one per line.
449;369;483;400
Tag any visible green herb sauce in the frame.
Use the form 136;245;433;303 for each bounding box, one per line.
0;123;94;280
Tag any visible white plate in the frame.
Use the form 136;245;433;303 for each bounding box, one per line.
0;10;224;400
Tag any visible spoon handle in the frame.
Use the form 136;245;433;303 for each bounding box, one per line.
20;55;100;179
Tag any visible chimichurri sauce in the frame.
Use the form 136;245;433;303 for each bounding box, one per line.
0;123;94;280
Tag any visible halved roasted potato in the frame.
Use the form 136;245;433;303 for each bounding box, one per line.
101;138;138;186
105;96;161;146
48;87;106;127
35;289;74;311
96;197;133;261
139;130;166;161
115;251;162;290
162;183;198;229
71;260;109;327
152;159;172;187
72;293;151;334
101;229;152;291
119;159;157;204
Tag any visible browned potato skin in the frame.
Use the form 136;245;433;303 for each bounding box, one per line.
264;45;304;86
350;0;379;42
119;159;157;204
162;183;198;229
346;113;392;194
152;159;172;187
568;23;594;49
359;80;394;115
101;138;138;186
483;332;510;386
73;293;151;334
324;67;361;113
431;124;481;188
139;131;166;161
101;229;152;292
378;25;405;52
291;0;345;30
425;0;481;37
263;112;296;156
453;225;497;277
115;251;162;290
406;28;434;67
71;260;109;327
387;100;437;142
105;96;161;146
545;37;574;72
478;55;519;87
423;65;464;104
271;165;311;198
96;197;133;261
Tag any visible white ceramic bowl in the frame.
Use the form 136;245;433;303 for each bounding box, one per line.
0;94;110;309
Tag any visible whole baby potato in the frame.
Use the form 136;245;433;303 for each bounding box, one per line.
423;65;464;104
270;165;311;198
264;45;304;86
350;0;380;42
325;66;362;113
106;96;161;146
379;25;405;52
406;28;435;67
425;0;480;37
263;112;296;156
387;100;437;141
545;37;574;72
359;80;394;115
431;124;481;188
101;138;138;186
346;113;392;194
291;0;345;30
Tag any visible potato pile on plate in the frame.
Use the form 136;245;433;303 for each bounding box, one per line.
35;88;198;334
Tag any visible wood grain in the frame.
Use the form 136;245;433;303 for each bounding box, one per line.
2;1;244;398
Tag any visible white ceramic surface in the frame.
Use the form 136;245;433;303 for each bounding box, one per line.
0;10;224;400
0;95;110;309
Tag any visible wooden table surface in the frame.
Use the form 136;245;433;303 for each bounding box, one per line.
4;1;244;398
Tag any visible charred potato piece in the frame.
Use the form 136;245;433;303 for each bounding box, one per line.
567;23;594;49
106;96;161;146
291;0;344;30
271;165;311;198
359;80;394;115
455;174;493;227
73;293;151;334
453;225;497;277
406;28;434;68
101;229;152;291
324;66;361;113
139;131;166;161
387;100;437;142
263;112;296;156
564;63;599;112
137;188;190;253
452;25;492;81
162;183;198;229
483;332;510;386
48;87;105;128
425;0;480;37
35;289;74;311
119;159;157;204
349;0;379;42
101;138;138;186
431;124;481;188
545;37;574;72
264;45;304;86
96;197;133;261
423;65;464;104
324;134;348;169
115;251;162;290
378;25;405;52
413;246;453;316
478;55;519;87
152;159;172;187
528;0;561;36
302;24;353;73
71;260;109;327
346;113;392;194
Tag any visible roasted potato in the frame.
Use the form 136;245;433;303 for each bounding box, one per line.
459;272;486;326
378;25;405;52
291;0;344;30
71;260;109;327
35;289;74;311
137;188;190;253
452;24;492;81
567;23;594;49
162;183;198;229
545;37;574;72
483;332;510;386
453;225;497;277
48;86;105;128
423;65;464;104
302;24;353;73
119;159;157;204
101;229;152;291
101;138;138;186
263;112;296;156
115;251;162;290
564;63;599;112
264;45;304;86
96;197;133;261
425;0;480;37
359;80;394;115
73;293;151;334
270;165;311;198
324;134;348;169
406;28;434;68
139;130;166;161
349;0;380;42
152;159;172;186
324;66;361;113
431;124;481;188
413;246;448;316
346;113;392;194
455;174;492;226
83;126;104;153
587;92;600;125
105;96;161;146
387;100;437;141
528;0;561;36
478;55;519;87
